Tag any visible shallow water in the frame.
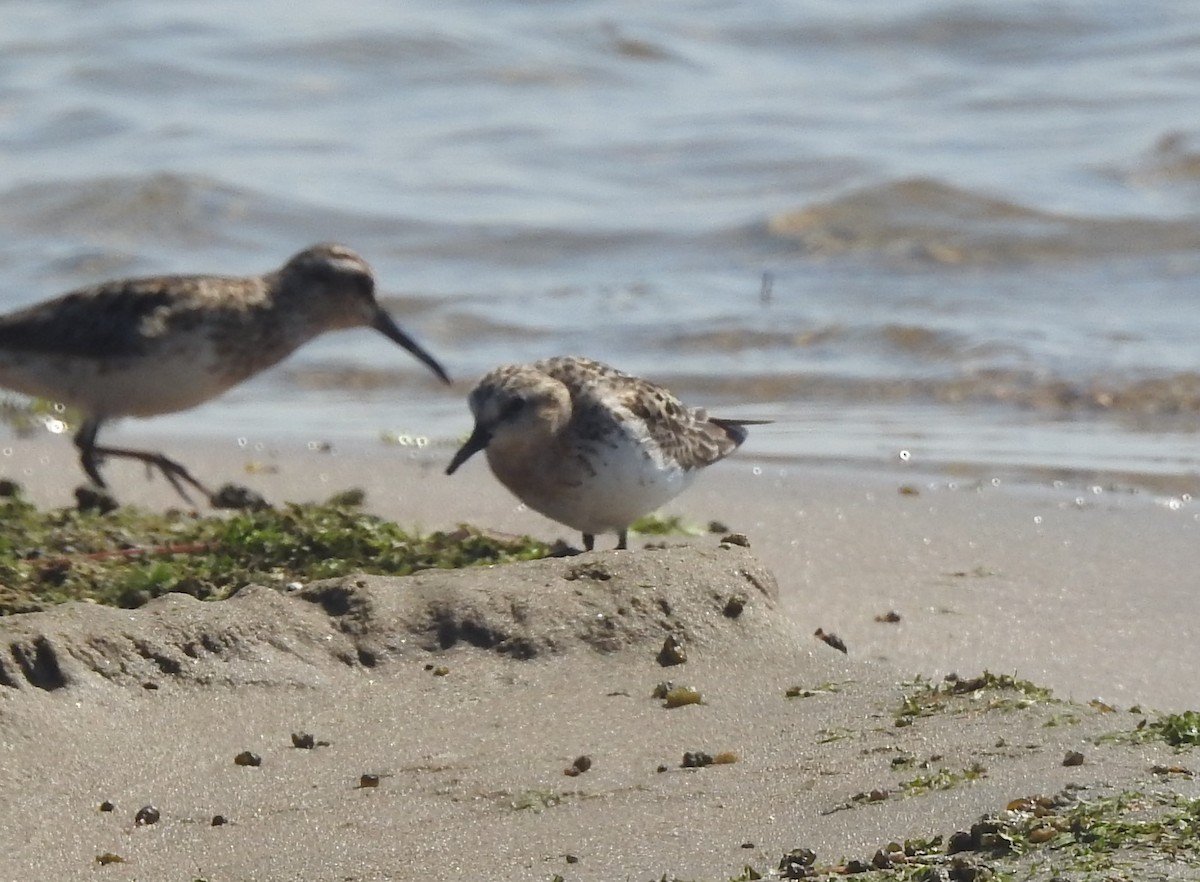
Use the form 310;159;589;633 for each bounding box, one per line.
2;1;1200;484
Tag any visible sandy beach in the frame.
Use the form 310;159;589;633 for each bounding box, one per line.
2;433;1199;881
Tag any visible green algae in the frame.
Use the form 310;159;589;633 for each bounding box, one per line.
0;484;550;614
895;671;1055;726
629;513;702;538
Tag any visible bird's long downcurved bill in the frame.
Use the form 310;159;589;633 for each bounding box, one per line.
445;424;491;475
371;310;451;385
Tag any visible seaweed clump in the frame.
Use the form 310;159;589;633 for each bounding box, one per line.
0;485;549;614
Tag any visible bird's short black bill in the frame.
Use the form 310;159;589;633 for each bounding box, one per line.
445;424;491;475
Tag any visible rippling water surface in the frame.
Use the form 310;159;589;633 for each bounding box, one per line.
2;1;1200;485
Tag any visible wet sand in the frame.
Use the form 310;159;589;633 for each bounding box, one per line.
1;433;1198;880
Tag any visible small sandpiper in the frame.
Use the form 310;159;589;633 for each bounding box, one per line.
0;243;450;500
445;356;764;551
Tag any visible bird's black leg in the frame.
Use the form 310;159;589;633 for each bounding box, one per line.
583;533;595;552
616;531;627;551
74;417;109;488
74;417;213;504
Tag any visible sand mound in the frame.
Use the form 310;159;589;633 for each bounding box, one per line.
0;543;782;692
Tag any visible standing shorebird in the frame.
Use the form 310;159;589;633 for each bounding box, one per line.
0;243;450;500
445;356;764;551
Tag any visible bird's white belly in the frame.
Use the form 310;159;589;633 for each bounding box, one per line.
0;345;241;419
495;429;697;536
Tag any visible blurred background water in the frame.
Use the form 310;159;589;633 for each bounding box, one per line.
2;0;1200;485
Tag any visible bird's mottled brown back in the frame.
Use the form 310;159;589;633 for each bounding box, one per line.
534;356;748;471
0;276;264;360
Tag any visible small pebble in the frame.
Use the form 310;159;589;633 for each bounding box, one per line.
723;595;746;618
656;635;687;667
291;732;316;750
99;800;115;813
211;814;228;827
134;805;160;826
358;774;381;788
233;751;262;767
1062;750;1084;767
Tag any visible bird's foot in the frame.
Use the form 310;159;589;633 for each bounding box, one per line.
87;445;214;506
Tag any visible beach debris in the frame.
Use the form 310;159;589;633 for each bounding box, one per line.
720;532;750;547
1134;710;1200;747
511;788;566;812
656;635;687;666
1026;824;1057;844
98;800;115;812
875;610;902;623
233;751;262;767
1151;764;1194;777
707;520;730;533
425;664;450;677
814;627;847;653
95;852;125;865
133;805;160;826
290;731;331;749
210;483;270;511
564;755;593;777
778;847;817;879
898;484;920;496
325;487;366;507
74;485;118;514
1062;750;1085;767
948;817;1010;855
660;685;702;708
563;562;612;581
723;594;747;618
682;751;738;768
211;814;228;826
785;681;846;699
357;773;381;788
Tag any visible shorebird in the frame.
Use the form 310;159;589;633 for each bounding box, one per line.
0;243;450;501
445;356;764;551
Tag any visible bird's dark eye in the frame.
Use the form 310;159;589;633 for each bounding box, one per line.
502;397;526;419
